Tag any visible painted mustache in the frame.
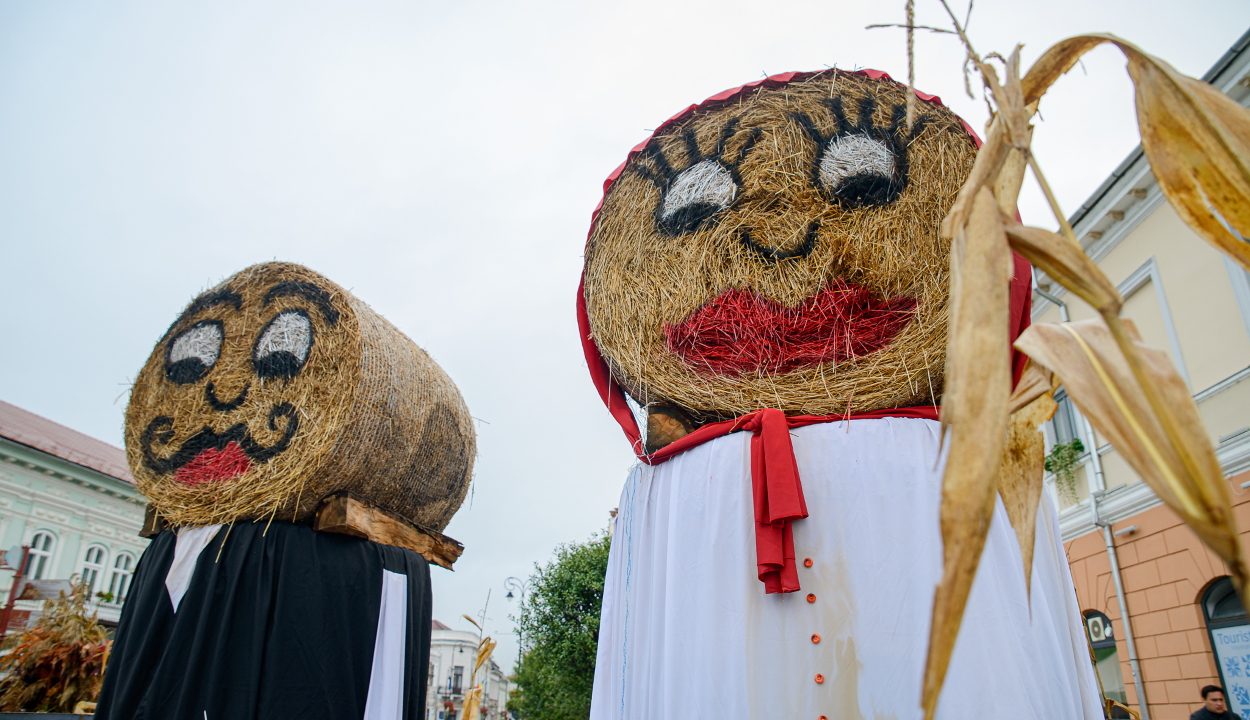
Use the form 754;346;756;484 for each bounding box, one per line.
141;403;299;479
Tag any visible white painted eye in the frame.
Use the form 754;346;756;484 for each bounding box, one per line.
660;160;737;232
254;310;313;379
818;134;896;193
166;321;223;384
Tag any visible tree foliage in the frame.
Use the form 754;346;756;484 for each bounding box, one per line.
508;533;610;720
0;582;109;712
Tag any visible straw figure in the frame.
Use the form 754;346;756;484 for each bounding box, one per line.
95;262;474;720
580;70;1103;719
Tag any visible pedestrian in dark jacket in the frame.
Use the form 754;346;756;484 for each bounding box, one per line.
1192;685;1244;720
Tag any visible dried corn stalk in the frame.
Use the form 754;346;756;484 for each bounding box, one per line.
919;15;1250;719
460;612;497;720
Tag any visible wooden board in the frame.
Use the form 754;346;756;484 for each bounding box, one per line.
139;505;168;538
313;492;464;570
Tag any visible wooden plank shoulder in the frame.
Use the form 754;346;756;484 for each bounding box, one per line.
313;492;464;570
140;505;168;538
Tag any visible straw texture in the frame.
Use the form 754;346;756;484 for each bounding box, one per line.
125;262;474;530
584;71;978;420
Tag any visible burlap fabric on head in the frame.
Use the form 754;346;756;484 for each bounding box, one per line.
125;261;474;530
582;69;987;426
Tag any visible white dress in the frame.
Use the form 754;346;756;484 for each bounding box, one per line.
590;417;1103;720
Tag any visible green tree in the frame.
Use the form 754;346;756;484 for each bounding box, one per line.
508;533;610;720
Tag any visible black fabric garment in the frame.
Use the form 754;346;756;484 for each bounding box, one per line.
1192;709;1245;720
95;522;431;720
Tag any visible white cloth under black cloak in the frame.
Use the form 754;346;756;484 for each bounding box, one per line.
95;521;431;720
590;417;1103;720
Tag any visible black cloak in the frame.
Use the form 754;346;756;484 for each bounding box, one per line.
95;521;431;720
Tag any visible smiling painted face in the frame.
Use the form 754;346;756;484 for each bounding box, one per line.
125;262;475;530
583;71;978;421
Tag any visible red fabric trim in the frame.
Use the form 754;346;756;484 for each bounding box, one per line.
576;69;1034;594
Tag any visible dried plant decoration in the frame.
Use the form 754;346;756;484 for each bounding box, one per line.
125;262;476;531
922;186;1012;718
910;3;1250;716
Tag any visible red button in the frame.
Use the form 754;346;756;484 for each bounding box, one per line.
819;716;828;720
806;593;816;603
811;633;821;643
804;558;813;568
814;674;824;684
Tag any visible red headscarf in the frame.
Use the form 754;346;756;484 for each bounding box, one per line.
577;70;1033;593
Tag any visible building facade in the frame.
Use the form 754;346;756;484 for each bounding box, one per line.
1035;29;1250;719
427;620;511;720
0;400;147;628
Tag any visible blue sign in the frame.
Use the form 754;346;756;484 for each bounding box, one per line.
1211;624;1250;715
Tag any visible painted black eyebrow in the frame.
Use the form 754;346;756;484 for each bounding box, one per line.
162;289;243;341
263;281;340;326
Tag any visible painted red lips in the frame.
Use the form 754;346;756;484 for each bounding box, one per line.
664;280;917;375
174;441;253;485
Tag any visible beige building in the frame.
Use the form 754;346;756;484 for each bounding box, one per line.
1034;28;1250;719
427;619;511;720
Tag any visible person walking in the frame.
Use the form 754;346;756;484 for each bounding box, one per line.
1192;686;1243;720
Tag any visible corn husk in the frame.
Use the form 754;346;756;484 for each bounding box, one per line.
1016;319;1248;591
999;391;1057;597
920;27;1250;717
921;186;1013;719
1024;34;1250;271
462;633;497;720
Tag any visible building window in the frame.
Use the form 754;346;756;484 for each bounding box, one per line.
1051;388;1080;447
1203;577;1250;714
24;532;55;580
108;553;135;603
452;666;464;695
81;545;107;593
1083;610;1129;714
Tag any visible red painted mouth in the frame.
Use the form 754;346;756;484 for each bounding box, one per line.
664;280;917;376
174;441;253;485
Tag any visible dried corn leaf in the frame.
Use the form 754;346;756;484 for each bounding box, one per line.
1015;319;1248;591
999;392;1057;598
462;687;482;720
1022;34;1250;271
1127;45;1250;272
923;187;1014;720
475;637;497;674
1003;223;1123;313
1007;359;1054;415
941;119;1012;240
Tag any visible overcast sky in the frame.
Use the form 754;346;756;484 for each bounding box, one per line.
2;0;1247;673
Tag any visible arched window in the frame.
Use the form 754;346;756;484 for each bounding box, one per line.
81;546;107;594
24;531;55;580
1203;577;1250;714
1083;610;1129;713
108;553;135;604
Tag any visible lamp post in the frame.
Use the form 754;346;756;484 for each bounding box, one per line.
503;577;531;604
503;576;532;680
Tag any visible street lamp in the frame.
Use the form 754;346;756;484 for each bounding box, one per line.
503;576;533;672
503;577;531;603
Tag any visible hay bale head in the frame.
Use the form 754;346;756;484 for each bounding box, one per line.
583;71;979;421
125;262;475;530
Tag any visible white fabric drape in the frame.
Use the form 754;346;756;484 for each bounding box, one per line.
590;417;1102;720
166;524;222;612
364;569;409;720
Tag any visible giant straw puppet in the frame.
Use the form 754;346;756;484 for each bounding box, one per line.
96;262;474;720
580;70;1104;718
